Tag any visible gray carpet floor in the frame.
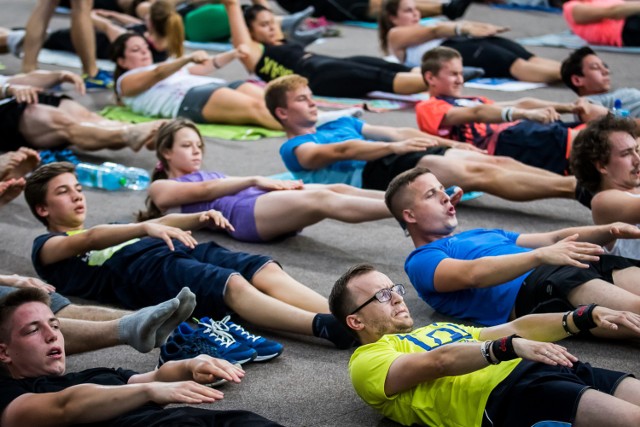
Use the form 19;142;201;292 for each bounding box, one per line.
1;0;639;425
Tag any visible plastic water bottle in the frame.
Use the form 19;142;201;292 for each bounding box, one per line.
612;99;630;117
75;162;150;191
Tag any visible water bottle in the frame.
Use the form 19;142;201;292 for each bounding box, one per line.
612;99;630;117
75;162;150;191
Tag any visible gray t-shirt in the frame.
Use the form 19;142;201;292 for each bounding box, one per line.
587;87;640;118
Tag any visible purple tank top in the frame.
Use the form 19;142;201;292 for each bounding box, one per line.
175;171;267;242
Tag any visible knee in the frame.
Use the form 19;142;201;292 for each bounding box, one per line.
224;274;255;301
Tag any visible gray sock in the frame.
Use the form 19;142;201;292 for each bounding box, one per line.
154;287;197;347
118;298;179;353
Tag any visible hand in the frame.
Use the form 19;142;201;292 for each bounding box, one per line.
592;306;640;334
8;84;42;104
0;274;56;293
147;380;224;405
609;222;640;240
253;177;304;191
187;355;245;385
143;222;198;251
523;107;561;124
466;22;509;37
190;50;209;64
512;338;578;367
93;8;114;18
235;44;250;59
199;210;235;232
451;142;487;153
534;234;604;268
389;137;439;155
58;71;86;95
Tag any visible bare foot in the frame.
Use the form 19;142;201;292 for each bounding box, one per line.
0;148;40;181
0;178;26;208
125;120;169;152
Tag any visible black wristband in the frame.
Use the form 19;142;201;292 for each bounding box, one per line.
562;311;576;336
572;304;598;331
491;334;521;362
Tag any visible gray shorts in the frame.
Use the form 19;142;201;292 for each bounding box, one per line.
0;285;71;313
176;80;245;123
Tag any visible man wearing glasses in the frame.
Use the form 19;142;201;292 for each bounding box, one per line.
329;264;640;427
562;47;640;120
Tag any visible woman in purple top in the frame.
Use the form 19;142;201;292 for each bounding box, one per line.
141;119;392;242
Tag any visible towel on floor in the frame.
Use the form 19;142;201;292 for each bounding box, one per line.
100;106;284;141
183;40;234;52
517;31;640;53
464;78;547;92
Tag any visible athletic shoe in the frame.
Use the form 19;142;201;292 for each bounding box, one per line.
158;340;227;387
7;30;25;58
185;319;257;364
83;69;114;90
208;315;283;362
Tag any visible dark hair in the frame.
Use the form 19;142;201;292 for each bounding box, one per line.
138;119;204;221
243;4;272;29
24;162;77;227
264;74;310;124
329;264;377;331
385;167;432;229
149;0;185;57
110;32;151;99
570;114;639;193
378;0;402;54
421;46;461;77
561;47;597;94
0;288;51;344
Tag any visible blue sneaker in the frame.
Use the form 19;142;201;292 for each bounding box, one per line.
181;320;257;365
83;69;114;90
158;335;218;366
210;315;283;362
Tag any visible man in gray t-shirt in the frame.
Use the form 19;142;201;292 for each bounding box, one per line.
561;47;640;118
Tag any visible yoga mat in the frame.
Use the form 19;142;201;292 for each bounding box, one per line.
314;96;416;112
100;106;284;141
342;16;443;29
37;49;115;72
183;40;234;52
517;31;640;53
464;78;547;92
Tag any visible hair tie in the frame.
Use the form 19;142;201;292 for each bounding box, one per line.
155;161;165;172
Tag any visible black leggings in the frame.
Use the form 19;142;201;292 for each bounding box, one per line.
275;0;371;21
113;407;282;427
442;36;534;78
298;55;410;97
622;15;640;46
44;29;113;59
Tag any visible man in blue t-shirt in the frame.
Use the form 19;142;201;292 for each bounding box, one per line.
263;74;577;202
385;166;640;330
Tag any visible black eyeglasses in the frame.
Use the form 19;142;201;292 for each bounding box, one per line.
349;284;406;315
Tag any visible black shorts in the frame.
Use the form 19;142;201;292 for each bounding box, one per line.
514;255;640;317
0;93;69;152
442;37;534;78
176;80;245;123
495;120;579;175
361;147;449;190
483;360;631;427
622;15;640;47
275;0;371;21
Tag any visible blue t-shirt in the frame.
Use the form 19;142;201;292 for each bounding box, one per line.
405;229;533;326
279;116;367;187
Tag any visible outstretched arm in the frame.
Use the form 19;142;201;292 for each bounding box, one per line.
570;1;640;24
592;191;640;225
362;123;486;152
221;0;264;71
442;104;561;126
129;355;245;385
1;381;222;427
516;222;640;248
7;70;85;94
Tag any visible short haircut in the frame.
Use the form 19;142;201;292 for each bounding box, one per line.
264;74;310;124
24;162;77;227
561;47;597;94
385;167;432;229
570;114;639;193
421;46;462;77
329;264;377;331
0;288;51;344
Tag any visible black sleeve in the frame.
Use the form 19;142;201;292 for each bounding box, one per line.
0;378;31;417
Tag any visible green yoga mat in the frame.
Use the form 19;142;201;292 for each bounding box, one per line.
100;106;285;141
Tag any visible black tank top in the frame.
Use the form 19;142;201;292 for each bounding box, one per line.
254;42;307;82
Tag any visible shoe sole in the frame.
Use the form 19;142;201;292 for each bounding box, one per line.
252;349;284;362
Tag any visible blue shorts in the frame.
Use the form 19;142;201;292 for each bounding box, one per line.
495;121;579;175
0;285;71;313
483;360;631;427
